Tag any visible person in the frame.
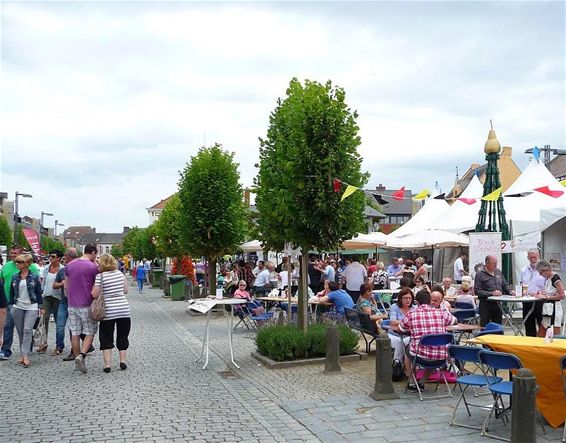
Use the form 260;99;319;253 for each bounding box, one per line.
316;280;331;298
474;255;511;326
9;253;44;368
233;280;252;300
318;281;354;315
396;290;457;392
343;255;367;303
38;249;64;353
0;246;40;360
430;289;451;312
412;275;428;295
414;257;429;282
534;261;564;337
441;277;456;297
521;249;545;337
356;283;387;327
387;257;403;277
135;263;146;294
367;258;377;276
253;260;265;278
455;279;476;307
252;261;271;295
453;252;468;284
321;258;335;284
91;253;131;373
371;261;389;290
65;243;99;374
388;287;415;374
195;260;205;284
143;259;151;287
307;256;323;293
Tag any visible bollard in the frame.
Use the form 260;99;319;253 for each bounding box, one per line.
324;323;341;373
278;309;285;326
370;331;399;400
511;368;537;443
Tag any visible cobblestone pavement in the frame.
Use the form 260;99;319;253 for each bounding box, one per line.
0;282;562;442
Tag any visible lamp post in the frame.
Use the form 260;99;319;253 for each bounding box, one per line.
54;220;65;237
14;192;33;245
40;211;54;252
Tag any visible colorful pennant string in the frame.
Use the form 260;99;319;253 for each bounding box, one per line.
534;186;564;198
481;187;502;201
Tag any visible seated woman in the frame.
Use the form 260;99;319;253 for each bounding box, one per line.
316;280;331;298
233;280;252;300
356;283;387;328
387;288;414;373
412;275;428;294
371;262;389;290
455;279;476;307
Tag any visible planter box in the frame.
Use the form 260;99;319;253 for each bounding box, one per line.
251;350;367;369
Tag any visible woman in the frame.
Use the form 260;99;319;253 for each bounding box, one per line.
455;279;476;307
135;264;146;294
388;288;414;363
371;261;389;290
535;261;564;336
316;280;331;298
356;283;387;327
92;253;131;373
414;257;428;282
233;280;252;300
9;253;44;368
412;275;428;294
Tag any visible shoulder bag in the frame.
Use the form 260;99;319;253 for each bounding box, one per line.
33;315;47;348
88;273;106;321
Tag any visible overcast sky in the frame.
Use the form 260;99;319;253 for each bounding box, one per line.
1;1;564;233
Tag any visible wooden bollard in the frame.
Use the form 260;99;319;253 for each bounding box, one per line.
324;323;341;373
511;368;537;443
370;331;399;400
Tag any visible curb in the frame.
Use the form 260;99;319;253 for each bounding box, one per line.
251;350;368;369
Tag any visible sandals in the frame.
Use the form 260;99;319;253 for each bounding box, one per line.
22;359;31;368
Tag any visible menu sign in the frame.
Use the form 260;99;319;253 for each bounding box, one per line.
469;232;502;279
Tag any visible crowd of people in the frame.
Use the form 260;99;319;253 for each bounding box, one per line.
0;243;132;373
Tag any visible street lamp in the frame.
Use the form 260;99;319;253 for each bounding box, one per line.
14;192;33;245
54;220;65;237
40;211;54;251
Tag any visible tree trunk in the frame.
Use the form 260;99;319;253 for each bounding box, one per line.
208;257;217;297
297;253;309;332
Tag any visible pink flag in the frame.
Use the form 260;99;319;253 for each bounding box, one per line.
22;228;41;255
392;186;405;201
457;198;477;205
534;186;564;198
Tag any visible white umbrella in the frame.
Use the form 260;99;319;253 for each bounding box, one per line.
342;232;389;250
239;240;262;252
386;230;469;250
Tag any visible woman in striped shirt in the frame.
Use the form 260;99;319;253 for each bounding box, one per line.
92;253;131;373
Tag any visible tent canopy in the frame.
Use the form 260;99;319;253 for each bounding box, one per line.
386;230;469;250
390;197;450;238
342;232;388;250
239;240;262;252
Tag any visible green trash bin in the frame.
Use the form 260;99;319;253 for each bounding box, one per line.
152;269;163;289
169;275;186;301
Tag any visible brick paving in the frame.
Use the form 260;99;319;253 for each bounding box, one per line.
0;282;562;442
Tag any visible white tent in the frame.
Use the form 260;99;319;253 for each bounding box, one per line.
239;240;262;252
390;197;450;238
386;230;469;249
342;232;389;250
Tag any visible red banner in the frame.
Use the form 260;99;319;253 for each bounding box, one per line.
22;228;40;255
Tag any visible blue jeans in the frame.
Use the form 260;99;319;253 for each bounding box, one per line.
137;279;143;292
1;306;15;357
56;301;68;350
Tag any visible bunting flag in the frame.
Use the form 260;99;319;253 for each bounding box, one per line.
532;146;540;161
392;186;405;201
457;198;477;205
481;187;502;201
433;193;446;200
370;194;390;205
340;185;358;202
332;179;342;193
560;179;566;187
505;192;532;197
534;186;564;198
413;189;431;200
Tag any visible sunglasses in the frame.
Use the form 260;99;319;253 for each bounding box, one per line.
50;254;58;258
15;260;26;264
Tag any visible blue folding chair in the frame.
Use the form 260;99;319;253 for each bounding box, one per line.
455;301;476;310
448;345;502;430
474;322;505;338
560;355;566;443
453;308;478;324
408;333;454;401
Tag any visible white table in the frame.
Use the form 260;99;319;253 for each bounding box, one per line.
195;298;247;370
487;295;539;336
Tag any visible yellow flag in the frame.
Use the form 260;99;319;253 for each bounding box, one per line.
413;189;431;200
341;185;358;202
481;187;502;201
560;179;566;187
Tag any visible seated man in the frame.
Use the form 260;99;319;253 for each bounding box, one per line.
318;281;354;316
252;263;271;295
430;286;452;312
396;290;457;392
441;277;456;297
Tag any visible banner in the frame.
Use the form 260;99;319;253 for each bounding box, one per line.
501;232;540;253
22;228;41;255
468;232;502;279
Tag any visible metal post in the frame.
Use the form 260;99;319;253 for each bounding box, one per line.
370;332;399;400
511;368;537;443
324;323;341;373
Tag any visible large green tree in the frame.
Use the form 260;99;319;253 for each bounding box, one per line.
154;194;185;260
256;78;368;329
0;216;12;246
178;143;247;291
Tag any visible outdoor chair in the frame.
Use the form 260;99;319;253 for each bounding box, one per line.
240;301;274;336
455;301;476;310
232;303;251;331
560;355;566;443
453;308;478;325
474;322;505;338
407;333;454;401
448;345;502;430
344;307;379;353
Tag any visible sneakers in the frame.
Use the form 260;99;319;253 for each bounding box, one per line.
63;352;76;361
75;354;87;373
0;351;10;360
406;382;425;392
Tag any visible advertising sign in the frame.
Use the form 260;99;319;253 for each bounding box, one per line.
469;232;502;279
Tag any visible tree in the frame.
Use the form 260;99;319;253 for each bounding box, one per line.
0;216;12;246
256;78;368;329
110;244;123;258
141;224;157;260
178;143;247;291
122;226;141;258
154;194;185;260
40;236;65;254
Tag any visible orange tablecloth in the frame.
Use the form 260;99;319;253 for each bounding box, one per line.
469;334;566;428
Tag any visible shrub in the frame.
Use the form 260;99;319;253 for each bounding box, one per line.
256;323;359;361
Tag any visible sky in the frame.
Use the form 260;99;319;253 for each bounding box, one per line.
1;0;564;233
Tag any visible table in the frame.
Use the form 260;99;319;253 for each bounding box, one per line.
195;298;247;370
467;334;566;428
487;295;539;335
446;323;481;343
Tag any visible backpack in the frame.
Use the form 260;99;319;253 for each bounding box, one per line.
392;359;405;381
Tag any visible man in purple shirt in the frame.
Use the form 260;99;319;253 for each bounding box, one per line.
65;243;99;373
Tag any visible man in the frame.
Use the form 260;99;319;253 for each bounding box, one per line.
252;261;271;295
386;257;403;277
441;277;456;297
143;258;151;287
0;246;40;360
65;243;99;373
521;249;545;337
321;259;335;284
430;287;451;312
396;290;457;392
318;281;354;315
53;248;79;359
453;252;468;284
343;255;367;303
307;256;323;293
474;255;511;326
38;249;65;353
253;260;265;277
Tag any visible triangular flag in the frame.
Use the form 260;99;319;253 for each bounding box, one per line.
481;187;502;201
505;192;532;198
340;185;358;202
457;198;477;205
534;186;564;198
532;146;540;161
413;189;431;200
371;194;389;205
332;179;342;193
560;179;566;187
392;186;405;201
434;193;446;200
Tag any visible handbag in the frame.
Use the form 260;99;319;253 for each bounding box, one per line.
33;315;47;348
88;273;106;321
392;359;405;381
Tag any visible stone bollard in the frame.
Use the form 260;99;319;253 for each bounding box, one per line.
324;323;341;373
370;331;399;400
511;368;537;443
277;309;285;326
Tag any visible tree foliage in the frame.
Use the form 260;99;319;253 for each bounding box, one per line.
0;216;12;246
256;78;368;251
154;194;185;259
110;244;123;258
41;236;65;254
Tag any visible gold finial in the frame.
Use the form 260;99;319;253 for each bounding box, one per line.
484;120;501;154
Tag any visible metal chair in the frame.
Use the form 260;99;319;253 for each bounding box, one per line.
561;355;566;442
474;322;505;338
448;345;502;430
408;333;454;401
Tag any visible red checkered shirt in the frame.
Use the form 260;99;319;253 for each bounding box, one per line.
399;304;457;360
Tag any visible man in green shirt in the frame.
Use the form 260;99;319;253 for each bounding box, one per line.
0;246;40;360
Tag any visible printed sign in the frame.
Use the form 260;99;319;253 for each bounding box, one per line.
469;232;502;278
22;228;40;255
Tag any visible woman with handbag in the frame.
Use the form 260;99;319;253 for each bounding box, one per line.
535;261;564;336
9;253;44;368
91;253;131;373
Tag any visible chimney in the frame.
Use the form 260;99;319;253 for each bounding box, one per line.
375;183;386;191
123;226;130;234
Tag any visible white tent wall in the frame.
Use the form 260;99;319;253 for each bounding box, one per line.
432;247;461;283
390;198;450;238
541;215;566;327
